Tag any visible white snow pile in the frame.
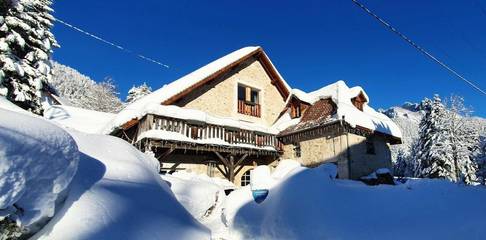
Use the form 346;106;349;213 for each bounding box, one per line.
44;104;115;134
223;162;486;240
280;80;402;138
0;107;79;234
33;131;210;240
104;46;291;134
161;171;234;221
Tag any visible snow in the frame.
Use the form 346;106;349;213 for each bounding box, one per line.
138;129;277;151
44;104;115;134
0;107;79;234
282;80;402;138
222;162;486;239
107;46;291;134
159;159;486;239
33;130;210;240
104;103;278;135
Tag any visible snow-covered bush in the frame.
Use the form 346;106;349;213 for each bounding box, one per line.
50;61;124;113
0;107;79;237
0;0;58;114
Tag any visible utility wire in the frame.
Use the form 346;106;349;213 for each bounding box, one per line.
351;0;486;96
55;17;170;69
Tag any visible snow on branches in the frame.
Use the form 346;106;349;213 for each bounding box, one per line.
0;0;58;114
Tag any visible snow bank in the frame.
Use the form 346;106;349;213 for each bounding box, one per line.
33;131;210;240
161;172;233;220
225;163;486;239
44;105;115;134
0;108;79;233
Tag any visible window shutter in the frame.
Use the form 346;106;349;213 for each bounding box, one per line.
245;87;251;102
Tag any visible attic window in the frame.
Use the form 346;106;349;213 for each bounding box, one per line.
290;103;301;119
351;92;367;111
237;84;261;117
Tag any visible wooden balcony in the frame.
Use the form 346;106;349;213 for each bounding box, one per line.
135;114;281;154
237;100;261;118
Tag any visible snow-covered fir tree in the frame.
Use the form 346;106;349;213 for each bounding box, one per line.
393;148;409;177
443;95;479;184
0;0;58;114
414;96;457;181
125;82;151;104
50;61;123;113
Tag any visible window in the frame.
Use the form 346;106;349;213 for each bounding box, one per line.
237;84;261;117
290;103;301;118
366;138;375;155
241;169;252;186
294;143;301;158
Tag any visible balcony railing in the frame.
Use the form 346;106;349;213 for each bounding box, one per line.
136;114;281;151
237;100;261;118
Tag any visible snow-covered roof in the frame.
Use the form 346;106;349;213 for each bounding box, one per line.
278;80;402;139
106;46;291;134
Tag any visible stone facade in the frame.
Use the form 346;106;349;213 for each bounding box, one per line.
282;131;392;179
175;57;286;127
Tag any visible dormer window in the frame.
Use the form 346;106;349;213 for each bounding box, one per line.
351;92;367;111
237;84;261;117
290;103;301;119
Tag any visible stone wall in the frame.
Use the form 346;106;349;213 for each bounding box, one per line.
346;134;392;179
281;130;392;179
175;57;286;127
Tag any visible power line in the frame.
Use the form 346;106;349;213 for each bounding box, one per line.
55;17;170;69
351;0;486;96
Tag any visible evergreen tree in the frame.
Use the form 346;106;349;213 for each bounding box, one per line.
0;0;58;114
414;95;456;181
125;82;152;104
393;148;409;177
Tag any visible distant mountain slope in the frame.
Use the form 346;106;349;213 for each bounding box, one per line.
379;102;486;163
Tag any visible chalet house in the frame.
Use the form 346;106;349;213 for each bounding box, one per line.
104;46;402;186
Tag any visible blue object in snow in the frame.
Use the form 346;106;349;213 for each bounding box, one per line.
252;189;269;204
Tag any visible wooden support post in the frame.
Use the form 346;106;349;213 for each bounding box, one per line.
228;155;235;182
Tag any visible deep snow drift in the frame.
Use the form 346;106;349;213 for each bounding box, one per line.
0;107;79;234
162;160;486;240
0;100;209;239
224;162;486;240
33;130;210;239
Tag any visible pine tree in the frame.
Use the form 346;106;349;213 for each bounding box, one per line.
0;0;58;114
125;82;152;104
414;95;456;181
393;148;409;177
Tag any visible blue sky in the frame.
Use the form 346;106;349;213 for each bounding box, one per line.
51;0;486;117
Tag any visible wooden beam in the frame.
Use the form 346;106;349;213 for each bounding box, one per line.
234;164;246;177
214;151;230;166
234;153;248;167
216;164;228;178
168;162;181;174
228;155;235;182
156;147;175;161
